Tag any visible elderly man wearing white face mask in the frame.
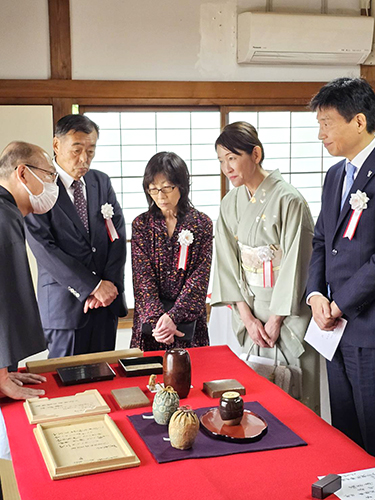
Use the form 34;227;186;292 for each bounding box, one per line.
0;140;58;401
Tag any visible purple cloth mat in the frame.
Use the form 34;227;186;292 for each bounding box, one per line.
128;401;307;464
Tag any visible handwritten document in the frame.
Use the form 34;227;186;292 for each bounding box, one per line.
47;420;126;466
319;468;375;499
304;317;347;361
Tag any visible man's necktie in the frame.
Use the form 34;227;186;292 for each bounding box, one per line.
341;162;357;210
72;180;89;232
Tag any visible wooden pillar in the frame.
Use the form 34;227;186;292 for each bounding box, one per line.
48;0;73;126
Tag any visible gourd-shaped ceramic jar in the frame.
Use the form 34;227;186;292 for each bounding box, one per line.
219;391;244;426
152;385;180;425
163;348;191;399
168;405;200;450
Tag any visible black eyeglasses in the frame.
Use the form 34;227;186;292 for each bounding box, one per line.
148;186;176;196
24;164;58;182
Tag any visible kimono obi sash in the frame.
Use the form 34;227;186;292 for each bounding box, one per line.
238;242;282;288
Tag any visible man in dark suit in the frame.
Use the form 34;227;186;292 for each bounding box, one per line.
307;77;375;456
25;115;127;358
0;141;55;399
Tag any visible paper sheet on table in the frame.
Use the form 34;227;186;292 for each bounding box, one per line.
304;317;347;361
319;467;375;499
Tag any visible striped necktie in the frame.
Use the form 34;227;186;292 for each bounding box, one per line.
341;162;357;210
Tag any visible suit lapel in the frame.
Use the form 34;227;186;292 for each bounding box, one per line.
86;175;99;244
57;178;91;243
334;149;375;238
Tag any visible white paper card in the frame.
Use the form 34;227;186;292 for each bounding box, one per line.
319;467;375;499
304;317;347;361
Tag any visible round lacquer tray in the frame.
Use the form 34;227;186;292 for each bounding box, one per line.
200;408;268;443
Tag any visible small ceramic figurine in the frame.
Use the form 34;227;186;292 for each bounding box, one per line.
168;405;200;450
152;386;180;425
219;391;244;426
148;374;157;391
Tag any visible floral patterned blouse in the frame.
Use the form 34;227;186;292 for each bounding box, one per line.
130;207;213;351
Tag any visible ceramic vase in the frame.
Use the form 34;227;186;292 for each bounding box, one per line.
168;405;200;450
152;385;180;425
163;348;191;399
219;391;244;426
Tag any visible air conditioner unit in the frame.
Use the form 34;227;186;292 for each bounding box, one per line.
237;12;374;65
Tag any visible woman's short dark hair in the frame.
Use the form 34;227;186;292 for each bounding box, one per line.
215;121;264;164
143;152;192;217
310;77;375;133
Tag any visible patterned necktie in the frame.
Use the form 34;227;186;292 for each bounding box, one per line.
341;162;357;210
72;180;89;232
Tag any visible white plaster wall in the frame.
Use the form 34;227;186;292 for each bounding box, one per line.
0;0;365;81
0;0;50;79
0;105;54;288
71;0;362;81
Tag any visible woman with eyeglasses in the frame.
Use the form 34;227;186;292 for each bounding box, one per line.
130;151;213;351
210;121;320;413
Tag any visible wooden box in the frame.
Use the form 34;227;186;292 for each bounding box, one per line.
202;379;246;398
34;414;140;480
119;356;163;377
24;389;110;424
111;387;150;410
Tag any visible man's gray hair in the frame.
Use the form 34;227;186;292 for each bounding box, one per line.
0;141;35;179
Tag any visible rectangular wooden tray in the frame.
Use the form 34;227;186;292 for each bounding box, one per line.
119;356;163;377
24;389;110;424
34;414;140;480
26;348;143;374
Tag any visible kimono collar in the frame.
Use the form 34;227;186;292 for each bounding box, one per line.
243;169;282;201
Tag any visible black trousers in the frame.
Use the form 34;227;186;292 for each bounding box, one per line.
327;343;375;456
44;308;118;358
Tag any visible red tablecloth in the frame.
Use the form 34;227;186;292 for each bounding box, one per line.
3;346;375;500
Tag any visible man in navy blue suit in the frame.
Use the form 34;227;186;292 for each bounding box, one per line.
307;77;375;455
25;115;127;358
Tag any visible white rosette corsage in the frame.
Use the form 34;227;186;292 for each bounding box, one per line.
101;203;119;242
177;229;194;270
257;245;275;288
343;190;369;240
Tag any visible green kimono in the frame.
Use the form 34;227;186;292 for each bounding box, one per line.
211;170;320;413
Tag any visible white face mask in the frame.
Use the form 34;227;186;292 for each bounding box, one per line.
20;167;59;214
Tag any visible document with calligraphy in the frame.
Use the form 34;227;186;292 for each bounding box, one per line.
319;467;375;500
24;389;110;424
34;414;140;479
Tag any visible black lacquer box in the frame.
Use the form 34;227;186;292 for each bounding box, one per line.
57;362;116;385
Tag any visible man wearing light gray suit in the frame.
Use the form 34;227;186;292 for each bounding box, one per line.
26;115;127;358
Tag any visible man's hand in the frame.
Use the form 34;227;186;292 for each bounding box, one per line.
310;295;338;330
152;313;185;345
0;369;45;400
263;315;285;348
8;372;46;387
83;295;103;313
92;280;118;307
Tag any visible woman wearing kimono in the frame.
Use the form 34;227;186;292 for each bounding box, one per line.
130;152;213;351
211;122;320;413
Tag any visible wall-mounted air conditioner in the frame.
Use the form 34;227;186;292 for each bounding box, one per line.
237;12;374;65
